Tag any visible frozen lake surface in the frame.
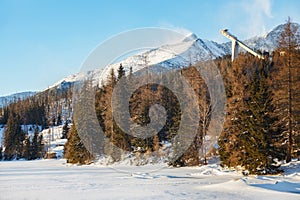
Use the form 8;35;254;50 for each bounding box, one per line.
0;159;299;200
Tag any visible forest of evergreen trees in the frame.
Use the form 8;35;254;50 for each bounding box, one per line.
0;82;72;160
1;20;299;175
65;20;299;174
219;19;300;174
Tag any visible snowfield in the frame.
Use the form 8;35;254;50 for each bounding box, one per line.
0;159;299;200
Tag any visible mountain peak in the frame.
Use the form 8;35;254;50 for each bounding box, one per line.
240;22;300;52
182;33;198;42
33;22;300;93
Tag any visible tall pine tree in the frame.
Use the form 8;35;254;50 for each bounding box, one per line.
274;17;300;161
22;136;31;160
61;120;69;139
31;127;40;160
219;56;282;174
3;112;25;160
237;66;281;174
64;123;94;164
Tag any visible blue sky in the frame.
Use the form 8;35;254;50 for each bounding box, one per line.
0;0;299;96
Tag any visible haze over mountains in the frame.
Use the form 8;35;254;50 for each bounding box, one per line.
1;22;299;102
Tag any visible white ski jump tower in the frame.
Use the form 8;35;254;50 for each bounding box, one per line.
220;29;264;61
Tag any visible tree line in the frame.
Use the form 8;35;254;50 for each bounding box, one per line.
218;19;300;174
0;82;73;160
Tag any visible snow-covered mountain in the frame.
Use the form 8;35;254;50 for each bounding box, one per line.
2;22;299;99
51;22;299;90
244;22;300;52
0;91;37;108
52;33;230;89
223;22;300;53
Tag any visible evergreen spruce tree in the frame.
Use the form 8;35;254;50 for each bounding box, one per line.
31;127;40;160
64;123;94;164
56;114;62;126
117;63;125;80
61;120;69;139
23;136;31;160
236;67;281;174
3;112;25;160
219;56;282;174
38;133;44;158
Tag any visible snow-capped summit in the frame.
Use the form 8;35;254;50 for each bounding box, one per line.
2;22;298;98
50;32;229;89
182;33;198;42
48;22;300;91
243;22;300;52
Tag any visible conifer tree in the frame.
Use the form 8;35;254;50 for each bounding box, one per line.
31;127;40;160
274;17;300;161
3;112;25;160
219;55;282;174
23;136;31;160
237;67;281;174
56;114;62;126
61;120;69;139
117;63;125;80
64;123;94;164
38;133;44;158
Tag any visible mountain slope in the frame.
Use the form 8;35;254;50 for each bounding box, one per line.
52;33;230;89
0;91;37;108
52;22;300;90
223;22;300;52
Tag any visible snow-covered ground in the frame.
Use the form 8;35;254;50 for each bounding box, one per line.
40;125;68;158
0;124;67;157
0;159;299;200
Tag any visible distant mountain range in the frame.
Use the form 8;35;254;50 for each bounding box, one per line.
1;22;299;102
0;91;37;108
